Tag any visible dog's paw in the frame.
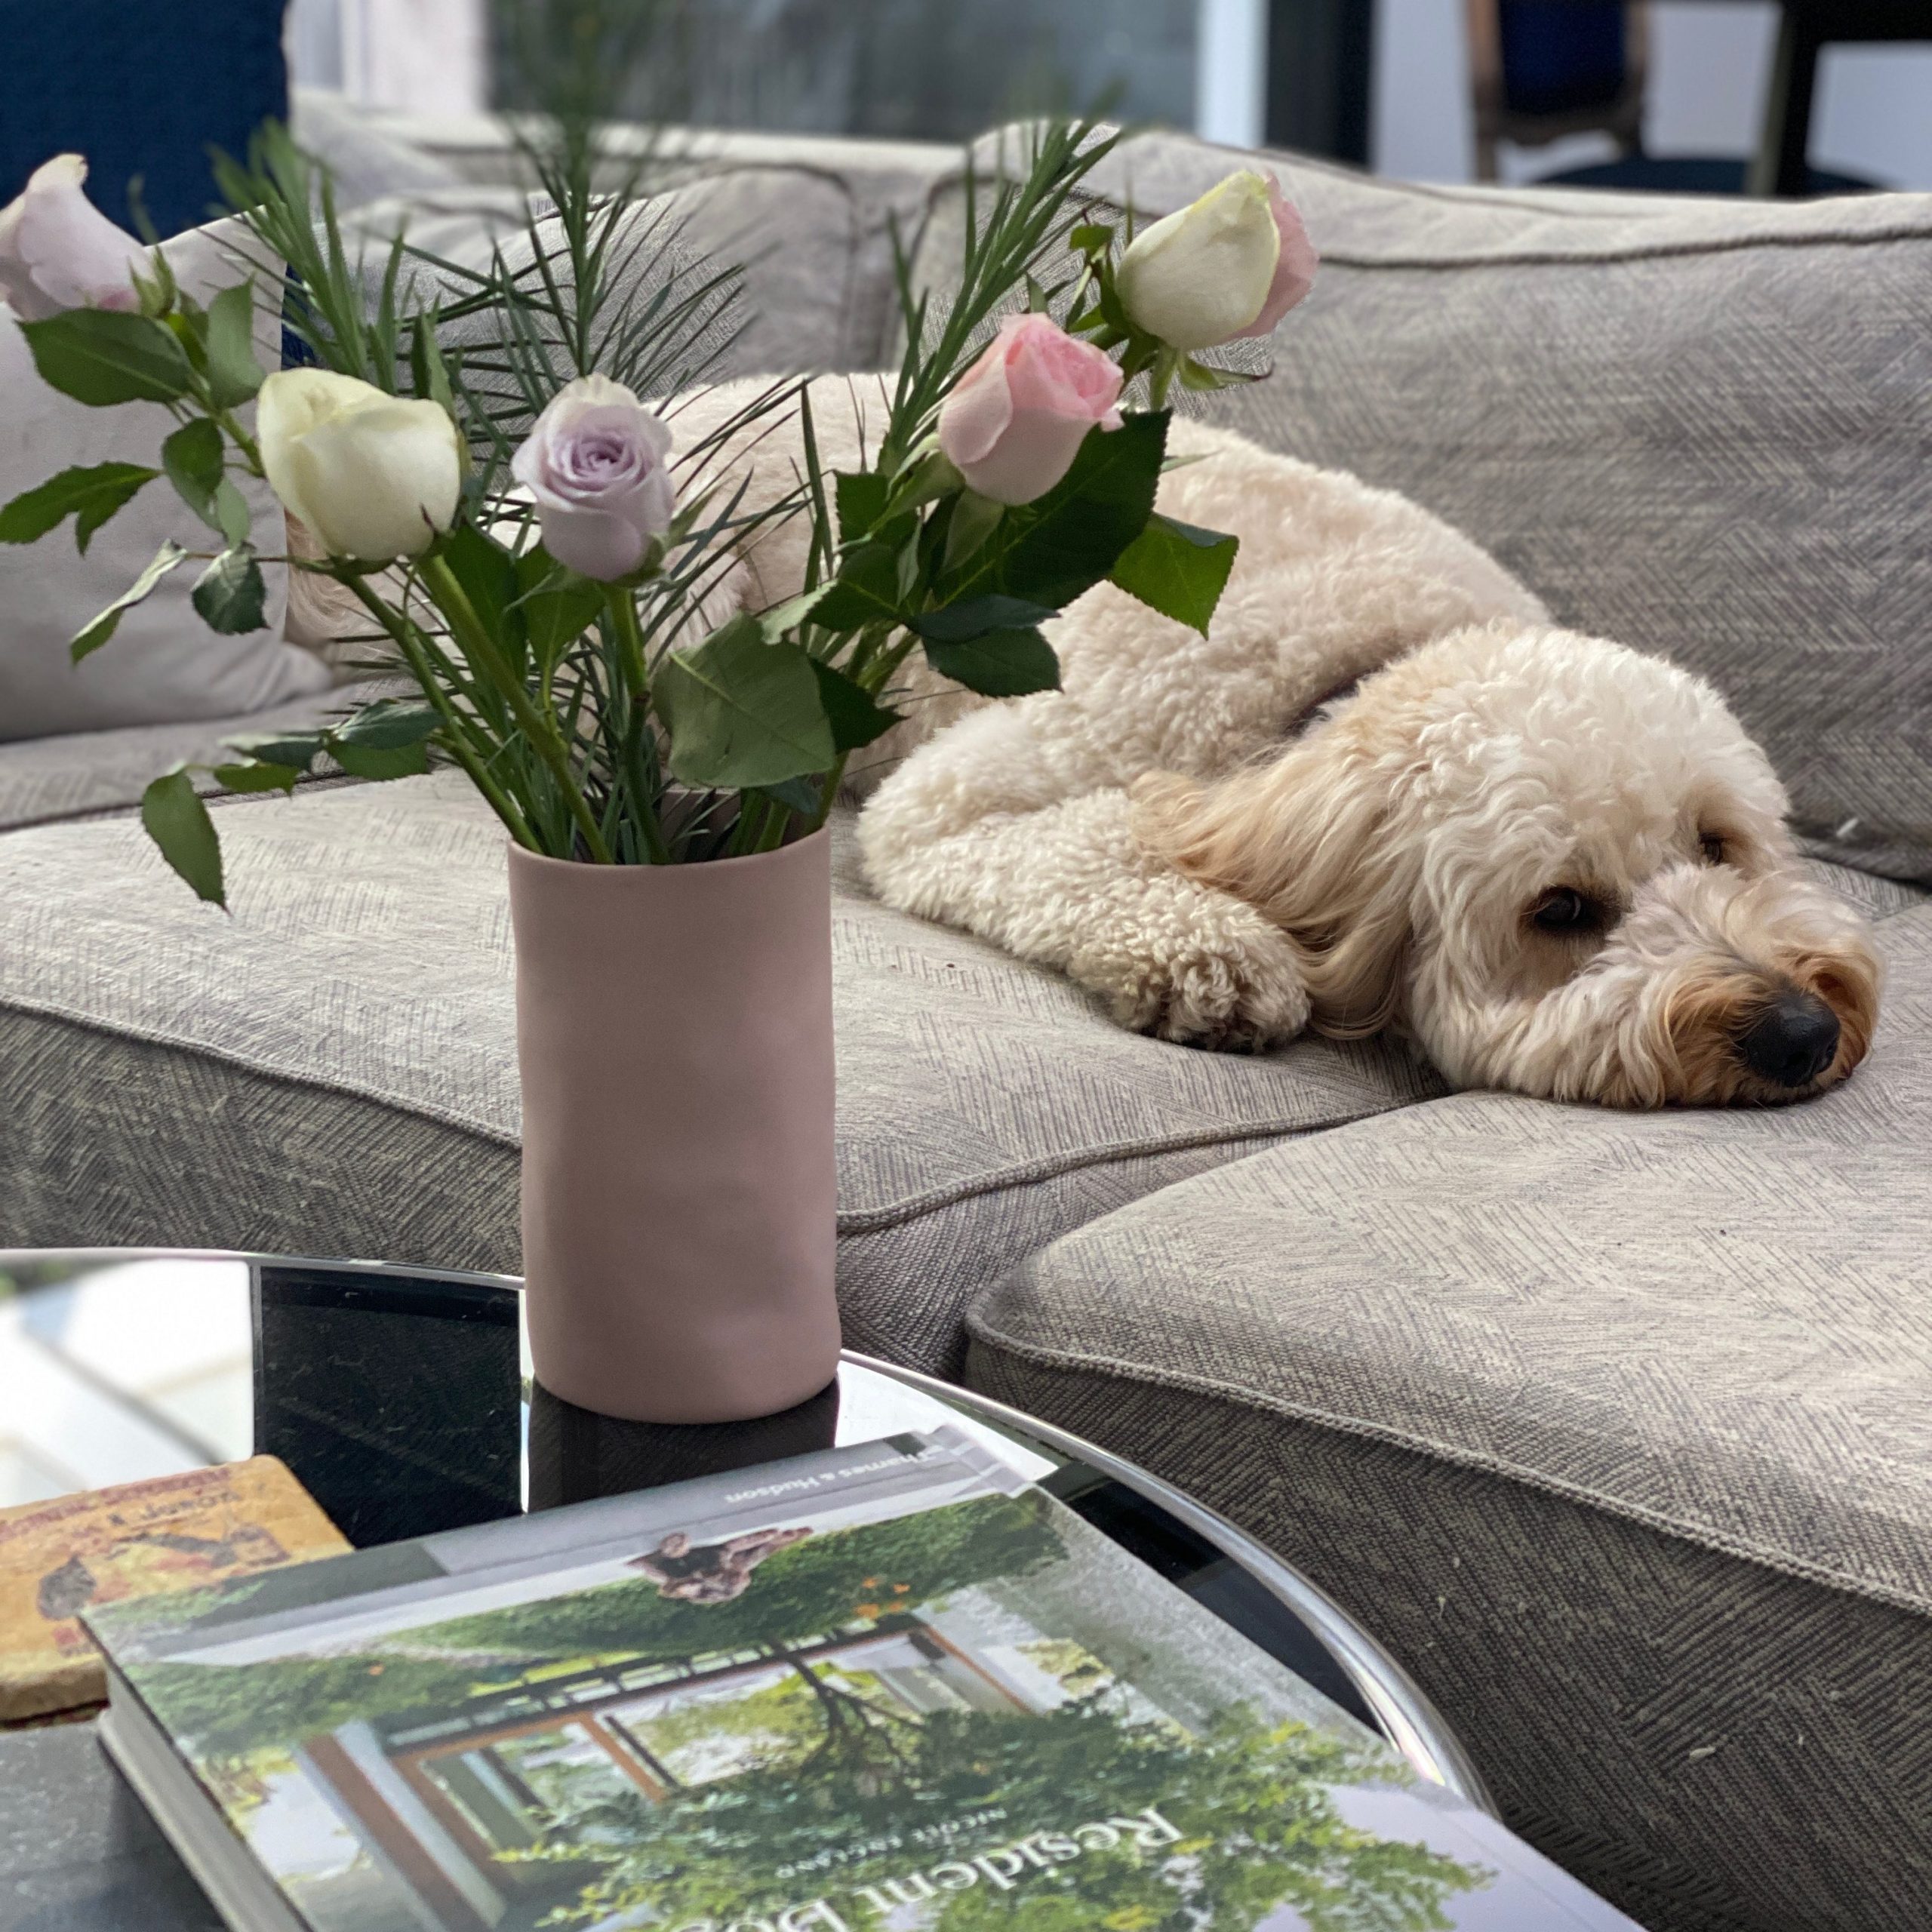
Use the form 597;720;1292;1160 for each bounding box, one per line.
1075;896;1312;1052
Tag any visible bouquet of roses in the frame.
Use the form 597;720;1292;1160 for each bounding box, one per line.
0;116;1315;900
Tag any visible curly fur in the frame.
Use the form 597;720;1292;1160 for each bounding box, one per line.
355;375;1885;1108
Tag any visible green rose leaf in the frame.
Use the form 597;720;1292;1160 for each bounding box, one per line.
140;767;225;908
444;523;525;665
192;546;268;635
1177;355;1254;393
939;489;1004;572
21;308;195;406
758;584;831;641
513;547;604;665
657;613;837;788
328;737;432;781
810;537;908;632
202;281;265;408
835;470;889;544
912;594;1058;645
0;461;159;552
70;540;189;660
923;626;1061;698
224;730;324;774
213;478;254;549
810;658;901;752
1108;512;1240;635
210;761;302;794
161;420;228;531
331;699;441;751
941;409;1168;614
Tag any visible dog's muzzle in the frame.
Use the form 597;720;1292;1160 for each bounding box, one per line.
1734;988;1841;1089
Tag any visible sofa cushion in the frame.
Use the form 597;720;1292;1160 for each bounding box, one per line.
365;112;956;371
914;131;1932;884
336;126;955;380
967;894;1932;1932
288;87;469;211
0;772;1439;1375
0;689;374;833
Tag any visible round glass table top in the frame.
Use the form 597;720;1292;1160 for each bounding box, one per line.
0;1247;1487;1809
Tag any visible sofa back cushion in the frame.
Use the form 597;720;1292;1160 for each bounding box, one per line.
913;133;1932;882
1;220;326;742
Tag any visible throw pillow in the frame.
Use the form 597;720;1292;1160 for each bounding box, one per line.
1;217;327;742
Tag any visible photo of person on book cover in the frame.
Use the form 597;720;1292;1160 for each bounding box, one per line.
87;1434;1623;1932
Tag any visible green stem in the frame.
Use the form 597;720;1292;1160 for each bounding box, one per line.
601;586;643;691
341;576;540;851
418;551;613;863
1148;347;1178;413
727;793;772;858
215;408;263;473
808;627;922;834
603;586;671;866
804;757;849;836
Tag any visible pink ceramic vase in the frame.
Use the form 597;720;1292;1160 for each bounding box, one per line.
507;829;841;1422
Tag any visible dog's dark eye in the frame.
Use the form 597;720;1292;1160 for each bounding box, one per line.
1699;833;1727;866
1530;887;1604;935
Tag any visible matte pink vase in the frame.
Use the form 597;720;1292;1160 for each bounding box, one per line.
508;830;841;1423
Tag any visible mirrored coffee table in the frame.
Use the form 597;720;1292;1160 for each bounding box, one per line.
0;1247;1491;1930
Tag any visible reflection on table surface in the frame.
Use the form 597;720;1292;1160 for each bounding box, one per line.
0;1254;1056;1524
0;1257;254;1509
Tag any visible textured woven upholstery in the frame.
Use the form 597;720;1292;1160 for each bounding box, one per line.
914;133;1932;883
0;775;1438;1374
968;892;1932;1932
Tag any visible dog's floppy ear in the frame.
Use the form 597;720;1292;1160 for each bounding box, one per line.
1134;730;1410;1038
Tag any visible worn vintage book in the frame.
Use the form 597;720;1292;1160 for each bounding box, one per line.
1;1457;348;1724
86;1429;1641;1931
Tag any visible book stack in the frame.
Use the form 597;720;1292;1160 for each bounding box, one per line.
83;1430;1640;1930
1;1457;348;1727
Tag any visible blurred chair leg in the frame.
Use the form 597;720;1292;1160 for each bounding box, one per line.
1748;5;1824;196
1266;0;1377;165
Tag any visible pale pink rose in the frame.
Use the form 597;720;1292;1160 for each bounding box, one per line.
0;155;151;321
1229;174;1319;340
511;374;676;581
938;313;1125;507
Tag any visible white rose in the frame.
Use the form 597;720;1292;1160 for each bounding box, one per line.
0;154;152;321
1115;170;1318;353
257;368;463;562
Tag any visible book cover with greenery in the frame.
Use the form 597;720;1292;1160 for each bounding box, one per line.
86;1432;1631;1932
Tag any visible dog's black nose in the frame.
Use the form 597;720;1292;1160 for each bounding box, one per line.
1737;991;1841;1088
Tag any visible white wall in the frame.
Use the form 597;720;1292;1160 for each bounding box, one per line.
1371;0;1932;188
1196;0;1269;146
287;0;489;116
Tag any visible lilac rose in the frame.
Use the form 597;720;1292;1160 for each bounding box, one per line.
511;374;676;580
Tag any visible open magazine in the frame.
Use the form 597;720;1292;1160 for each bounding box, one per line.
85;1429;1640;1931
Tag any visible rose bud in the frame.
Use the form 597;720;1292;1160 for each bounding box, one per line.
1115;169;1317;352
0;154;152;321
511;374;676;581
257;368;464;563
937;313;1124;507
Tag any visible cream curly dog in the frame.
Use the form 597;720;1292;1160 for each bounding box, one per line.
660;375;1882;1109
